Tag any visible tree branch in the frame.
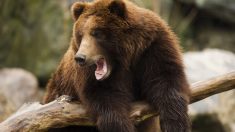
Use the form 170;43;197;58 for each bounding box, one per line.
190;71;235;103
0;71;235;131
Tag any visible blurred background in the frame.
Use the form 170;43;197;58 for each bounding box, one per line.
0;0;234;131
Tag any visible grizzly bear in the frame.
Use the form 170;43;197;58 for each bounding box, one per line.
44;0;191;132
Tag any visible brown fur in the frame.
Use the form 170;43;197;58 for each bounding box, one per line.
44;0;191;132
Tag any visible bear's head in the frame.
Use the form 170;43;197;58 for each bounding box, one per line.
71;0;132;81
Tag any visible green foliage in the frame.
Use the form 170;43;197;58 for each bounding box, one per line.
0;0;72;83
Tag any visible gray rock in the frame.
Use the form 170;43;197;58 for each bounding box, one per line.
184;49;235;83
184;49;235;131
0;68;39;121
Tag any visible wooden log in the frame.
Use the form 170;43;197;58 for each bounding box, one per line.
0;71;235;131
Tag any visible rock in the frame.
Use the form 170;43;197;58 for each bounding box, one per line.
0;68;40;121
0;92;14;122
184;49;235;131
184;49;235;83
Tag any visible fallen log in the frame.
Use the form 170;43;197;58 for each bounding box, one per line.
0;71;235;132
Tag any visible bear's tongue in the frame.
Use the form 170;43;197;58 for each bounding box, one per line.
95;58;107;80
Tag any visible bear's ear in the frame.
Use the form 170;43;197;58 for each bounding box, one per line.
108;0;127;18
71;2;86;21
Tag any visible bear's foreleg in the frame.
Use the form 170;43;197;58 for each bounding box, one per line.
96;110;135;132
138;37;191;132
142;71;190;132
141;61;190;131
147;88;190;132
84;87;135;132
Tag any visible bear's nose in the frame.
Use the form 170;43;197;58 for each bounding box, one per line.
75;54;86;66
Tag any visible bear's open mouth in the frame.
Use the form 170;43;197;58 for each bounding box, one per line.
95;58;111;80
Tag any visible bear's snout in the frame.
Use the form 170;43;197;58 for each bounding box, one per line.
75;54;86;66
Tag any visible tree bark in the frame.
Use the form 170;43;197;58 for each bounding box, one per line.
0;72;235;132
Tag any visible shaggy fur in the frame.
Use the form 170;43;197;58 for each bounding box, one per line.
44;0;191;132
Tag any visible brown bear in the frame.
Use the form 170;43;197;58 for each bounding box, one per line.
44;0;191;132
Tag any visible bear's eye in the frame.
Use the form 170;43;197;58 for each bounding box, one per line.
90;29;105;39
